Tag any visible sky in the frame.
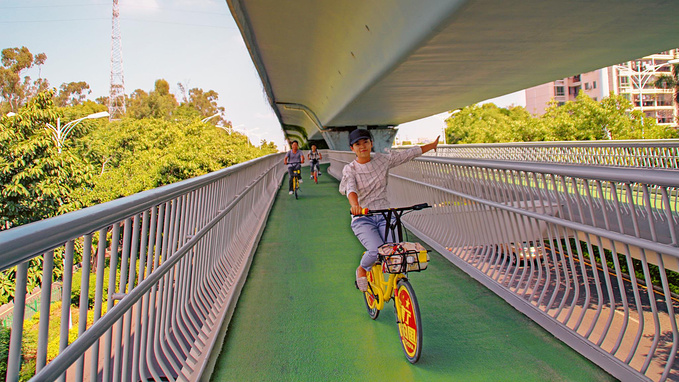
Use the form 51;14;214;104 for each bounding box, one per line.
0;0;525;150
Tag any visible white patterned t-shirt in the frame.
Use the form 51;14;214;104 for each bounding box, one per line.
339;146;422;210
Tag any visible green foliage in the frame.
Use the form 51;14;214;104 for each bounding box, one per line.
445;92;678;144
0;91;95;231
0;46;49;114
0;267;15;305
55;81;91;107
73;117;277;205
126;79;178;120
0;326;10;379
70;266;117;309
445;103;543;144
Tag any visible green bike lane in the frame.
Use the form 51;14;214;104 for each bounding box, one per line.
211;165;613;381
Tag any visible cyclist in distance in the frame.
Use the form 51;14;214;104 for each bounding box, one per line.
308;144;322;180
339;129;439;291
284;140;305;195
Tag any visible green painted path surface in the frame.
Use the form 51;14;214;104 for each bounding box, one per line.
211;165;613;381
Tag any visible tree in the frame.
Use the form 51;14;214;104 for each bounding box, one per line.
444;92;676;144
444;103;543;144
95;95;109;106
126;79;178;119
73;117;277;206
55;81;91;107
654;63;679;125
0;47;48;114
542;92;670;140
176;82;230;127
0;90;94;231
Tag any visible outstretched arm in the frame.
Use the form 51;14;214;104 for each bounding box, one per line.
420;136;440;154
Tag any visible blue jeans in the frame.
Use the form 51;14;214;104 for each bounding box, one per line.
287;163;301;191
310;160;320;174
351;215;396;271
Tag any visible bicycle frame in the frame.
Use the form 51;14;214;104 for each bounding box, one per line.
291;168;301;198
366;267;404;310
371;203;429;243
359;203;429;363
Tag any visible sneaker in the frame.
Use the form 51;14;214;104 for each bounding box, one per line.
289;191;293;195
355;269;368;292
318;172;322;176
310;175;313;179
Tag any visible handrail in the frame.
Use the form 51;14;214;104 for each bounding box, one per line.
394;139;679;169
0;153;286;382
327;149;679;382
419;156;679;188
0;153;280;268
33;164;269;380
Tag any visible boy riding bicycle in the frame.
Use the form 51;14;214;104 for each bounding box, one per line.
339;129;439;291
308;144;322;179
284;140;305;195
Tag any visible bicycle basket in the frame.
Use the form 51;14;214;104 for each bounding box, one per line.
377;242;429;273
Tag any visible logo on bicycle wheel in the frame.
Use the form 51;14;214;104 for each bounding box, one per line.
398;287;418;356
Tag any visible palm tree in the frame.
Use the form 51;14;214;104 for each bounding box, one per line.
653;62;679;126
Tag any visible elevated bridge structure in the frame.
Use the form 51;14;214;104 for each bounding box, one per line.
2;1;679;381
1;142;679;381
227;0;679;149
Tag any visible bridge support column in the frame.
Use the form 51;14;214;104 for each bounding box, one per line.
322;126;397;153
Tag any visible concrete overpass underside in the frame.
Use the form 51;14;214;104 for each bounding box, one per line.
226;0;679;148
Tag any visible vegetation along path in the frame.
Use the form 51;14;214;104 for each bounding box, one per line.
211;164;613;381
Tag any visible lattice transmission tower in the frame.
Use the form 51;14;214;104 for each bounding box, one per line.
108;0;126;120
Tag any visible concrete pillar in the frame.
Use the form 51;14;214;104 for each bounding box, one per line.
368;129;398;154
322;130;350;151
322;127;397;153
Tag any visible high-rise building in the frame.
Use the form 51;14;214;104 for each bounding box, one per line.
525;69;609;115
611;49;677;125
524;48;678;126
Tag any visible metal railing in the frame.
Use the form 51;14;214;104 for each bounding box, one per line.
395;140;679;169
328;150;679;382
0;153;285;382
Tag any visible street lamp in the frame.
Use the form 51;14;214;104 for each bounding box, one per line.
45;111;109;153
613;58;679;116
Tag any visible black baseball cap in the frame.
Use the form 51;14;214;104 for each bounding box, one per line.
349;129;372;146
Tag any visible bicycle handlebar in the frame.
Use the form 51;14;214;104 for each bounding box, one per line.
352;203;431;216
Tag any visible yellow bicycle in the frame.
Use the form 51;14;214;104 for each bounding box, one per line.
291;167;301;199
357;203;431;363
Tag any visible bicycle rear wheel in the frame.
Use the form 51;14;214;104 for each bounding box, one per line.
395;279;422;363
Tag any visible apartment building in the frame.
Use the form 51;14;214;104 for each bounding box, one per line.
611;49;677;125
524;49;678;126
525;69;609;115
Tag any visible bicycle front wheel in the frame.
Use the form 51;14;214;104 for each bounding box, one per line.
395;279;422;363
363;287;380;320
293;177;298;199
